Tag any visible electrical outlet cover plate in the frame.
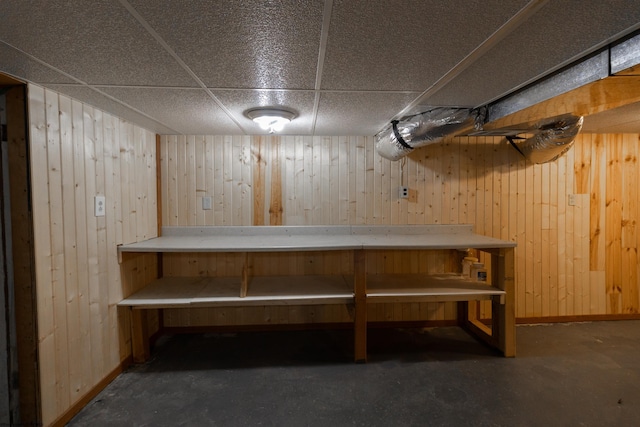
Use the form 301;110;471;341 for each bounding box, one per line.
95;195;106;217
399;186;409;199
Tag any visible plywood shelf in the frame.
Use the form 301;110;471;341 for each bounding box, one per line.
366;274;506;304
119;275;354;309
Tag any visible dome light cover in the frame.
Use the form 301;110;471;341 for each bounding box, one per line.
246;108;296;133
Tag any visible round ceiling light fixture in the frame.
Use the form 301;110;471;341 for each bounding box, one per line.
245;108;296;133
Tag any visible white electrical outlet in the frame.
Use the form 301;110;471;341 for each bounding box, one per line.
94;195;106;217
399;186;409;199
202;196;212;210
568;194;576;206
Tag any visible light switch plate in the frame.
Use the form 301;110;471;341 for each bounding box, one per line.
95;195;106;217
202;196;212;210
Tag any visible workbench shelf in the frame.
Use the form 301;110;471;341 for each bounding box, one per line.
118;225;516;363
365;273;506;304
120;275;354;308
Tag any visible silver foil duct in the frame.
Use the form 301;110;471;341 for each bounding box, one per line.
375;107;480;161
515;114;583;164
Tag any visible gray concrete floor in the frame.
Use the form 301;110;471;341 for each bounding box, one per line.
69;321;640;426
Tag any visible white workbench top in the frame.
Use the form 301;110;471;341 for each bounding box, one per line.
118;225;515;254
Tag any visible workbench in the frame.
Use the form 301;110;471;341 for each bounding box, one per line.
118;225;516;362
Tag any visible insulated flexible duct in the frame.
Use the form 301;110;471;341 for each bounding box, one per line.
375;107;482;161
512;114;583;164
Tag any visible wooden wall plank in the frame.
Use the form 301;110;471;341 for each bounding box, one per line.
58;94;82;406
606;135;623;314
565;147;575;315
622;134;639;313
556;148;568;316
515;147;527;318
252;136;266;226
548;158;559;317
269;137;283;225
28;85;158;426
126;123;137;242
45;88;73;414
590;134;606;272
27;85;57;423
194;135;205;226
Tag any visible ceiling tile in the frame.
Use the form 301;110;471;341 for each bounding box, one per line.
314;92;419;135
128;0;324;89
3;1;640;136
422;0;640;108
43;84;179;134
0;42;76;84
0;0;196;87
321;0;531;91
213;89;316;134
100;87;243;135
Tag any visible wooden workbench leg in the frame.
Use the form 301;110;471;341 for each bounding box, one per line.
492;248;516;357
354;249;367;363
457;301;468;325
131;308;150;363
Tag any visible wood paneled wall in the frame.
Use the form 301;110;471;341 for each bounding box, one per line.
160;133;640;327
28;85;158;426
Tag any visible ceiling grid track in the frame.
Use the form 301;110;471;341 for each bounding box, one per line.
118;0;249;134
310;0;334;134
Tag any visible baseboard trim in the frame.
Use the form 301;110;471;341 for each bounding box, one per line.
517;313;640;324
50;356;132;427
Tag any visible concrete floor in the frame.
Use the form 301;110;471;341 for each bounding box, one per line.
69;321;640;426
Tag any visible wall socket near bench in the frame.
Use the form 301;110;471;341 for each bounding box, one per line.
398;186;409;199
94;195;106;217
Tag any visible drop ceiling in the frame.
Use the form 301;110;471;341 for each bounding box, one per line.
1;0;640;136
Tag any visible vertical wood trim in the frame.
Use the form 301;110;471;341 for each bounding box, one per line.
7;85;42;425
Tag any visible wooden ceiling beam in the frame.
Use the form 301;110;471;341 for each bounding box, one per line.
483;75;640;131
